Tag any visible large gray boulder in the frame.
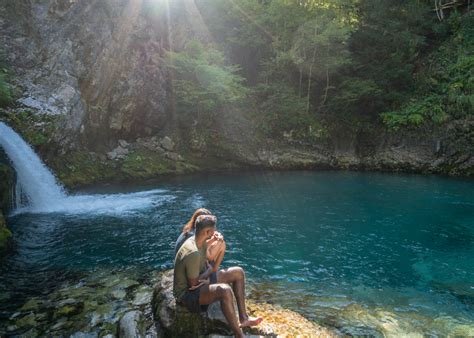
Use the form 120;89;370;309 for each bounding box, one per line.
151;270;264;337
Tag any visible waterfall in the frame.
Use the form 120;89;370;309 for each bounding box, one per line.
0;122;66;210
0;121;172;215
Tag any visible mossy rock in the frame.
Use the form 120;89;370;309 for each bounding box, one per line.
15;313;37;329
0;160;15;211
0;110;61;148
50;151;116;188
121;149;175;178
53;302;84;319
0;209;12;254
20;298;42;312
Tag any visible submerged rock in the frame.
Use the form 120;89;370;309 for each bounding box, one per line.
132;286;153;307
2;268;159;336
20;298;41;312
53;301;84;319
15;313;37;330
111;289;127;300
119;310;145;338
246;300;336;337
69;331;99;338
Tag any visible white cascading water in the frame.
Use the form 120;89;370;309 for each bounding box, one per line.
0;121;173;214
0;122;66;209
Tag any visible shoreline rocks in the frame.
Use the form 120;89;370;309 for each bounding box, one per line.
2;267;337;337
2;266;473;337
2;269;157;337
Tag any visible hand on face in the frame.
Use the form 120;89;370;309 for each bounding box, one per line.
212;231;224;241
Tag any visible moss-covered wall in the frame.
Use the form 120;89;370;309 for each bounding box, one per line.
0;109;234;189
0;152;15;212
0;210;12;254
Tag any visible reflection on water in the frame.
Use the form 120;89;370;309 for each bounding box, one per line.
1;171;473;335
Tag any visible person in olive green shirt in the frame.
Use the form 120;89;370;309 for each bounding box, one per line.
173;214;263;338
173;233;208;302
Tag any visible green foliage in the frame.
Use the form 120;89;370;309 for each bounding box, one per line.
122;149;174;178
381;96;445;130
165;41;247;124
257;83;307;134
0;71;11;107
256;82;326;140
50;151;112;187
0;110;60;147
0;50;12;107
200;0;353;139
328;0;435;122
329;78;384;117
382;11;474;129
290;15;351;80
199;0;442;137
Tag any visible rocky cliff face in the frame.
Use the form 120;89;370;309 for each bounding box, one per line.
0;0;215;151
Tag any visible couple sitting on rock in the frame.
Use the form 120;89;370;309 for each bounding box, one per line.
173;208;263;337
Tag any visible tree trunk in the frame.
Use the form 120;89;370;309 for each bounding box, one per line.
299;68;303;97
306;47;316;114
320;66;330;111
319;42;331;111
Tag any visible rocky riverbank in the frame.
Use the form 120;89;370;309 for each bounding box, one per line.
1;107;472;196
2;269;157;337
3;267;473;337
1;268;337;337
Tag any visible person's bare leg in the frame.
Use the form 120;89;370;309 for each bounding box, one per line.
199;283;244;337
217;267;263;327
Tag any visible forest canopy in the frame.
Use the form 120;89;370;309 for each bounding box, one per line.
167;0;473;141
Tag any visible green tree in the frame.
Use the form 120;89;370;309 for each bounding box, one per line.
165;41;247;125
381;11;474;129
290;16;351;112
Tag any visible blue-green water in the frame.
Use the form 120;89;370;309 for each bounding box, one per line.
1;171;474;335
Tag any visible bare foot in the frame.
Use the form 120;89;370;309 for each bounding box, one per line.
239;316;263;328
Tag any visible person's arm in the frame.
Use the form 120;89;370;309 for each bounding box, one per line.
185;253;201;290
198;261;213;280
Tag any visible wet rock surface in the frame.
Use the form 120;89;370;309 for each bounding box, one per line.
1;269;158;337
119;310;145;338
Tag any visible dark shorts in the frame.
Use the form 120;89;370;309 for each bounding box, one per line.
181;271;218;314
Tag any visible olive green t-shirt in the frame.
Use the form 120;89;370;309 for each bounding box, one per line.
173;236;207;301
